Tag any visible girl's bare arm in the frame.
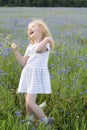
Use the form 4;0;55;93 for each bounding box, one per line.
35;37;53;53
11;42;29;66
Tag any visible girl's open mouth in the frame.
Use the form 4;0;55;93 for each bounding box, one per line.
30;31;34;35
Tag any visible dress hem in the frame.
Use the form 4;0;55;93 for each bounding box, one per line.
17;91;51;94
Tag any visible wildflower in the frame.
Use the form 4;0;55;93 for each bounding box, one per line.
76;115;80;119
64;68;69;74
0;42;2;47
49;64;55;67
72;78;77;85
60;109;64;113
66;111;70;116
50;73;55;79
85;90;87;93
0;82;4;85
67;99;71;103
15;111;21;117
58;63;63;67
3;72;8;76
0;70;2;73
20;119;25;123
80;92;84;95
31;127;36;130
3;53;7;57
78;56;87;62
75;63;81;67
61;96;64;99
57;70;62;75
35;123;39;127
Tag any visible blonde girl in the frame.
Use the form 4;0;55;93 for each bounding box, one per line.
11;19;54;124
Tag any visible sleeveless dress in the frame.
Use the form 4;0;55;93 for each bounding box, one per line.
17;42;51;94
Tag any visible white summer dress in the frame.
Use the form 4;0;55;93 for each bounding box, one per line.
17;42;51;94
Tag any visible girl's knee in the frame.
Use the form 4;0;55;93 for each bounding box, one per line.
25;94;37;109
26;100;35;109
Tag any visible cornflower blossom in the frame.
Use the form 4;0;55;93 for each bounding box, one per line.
15;111;21;117
85;90;87;93
50;73;55;79
49;64;55;68
60;109;64;113
66;111;70;116
20;119;25;123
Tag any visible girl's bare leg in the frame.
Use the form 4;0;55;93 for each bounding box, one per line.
26;94;47;119
25;93;33;115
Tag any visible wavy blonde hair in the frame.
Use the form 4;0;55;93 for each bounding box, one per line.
28;19;54;49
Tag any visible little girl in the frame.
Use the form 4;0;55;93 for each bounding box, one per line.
11;19;54;124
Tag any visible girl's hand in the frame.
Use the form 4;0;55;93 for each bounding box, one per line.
11;42;18;52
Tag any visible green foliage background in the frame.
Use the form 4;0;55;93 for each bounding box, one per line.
0;0;87;7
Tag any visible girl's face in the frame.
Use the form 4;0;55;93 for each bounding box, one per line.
28;23;42;42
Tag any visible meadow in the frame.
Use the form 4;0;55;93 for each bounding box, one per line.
0;7;87;130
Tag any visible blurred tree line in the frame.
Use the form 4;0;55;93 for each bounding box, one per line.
0;0;87;7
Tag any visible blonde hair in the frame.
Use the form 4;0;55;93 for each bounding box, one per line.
28;19;54;49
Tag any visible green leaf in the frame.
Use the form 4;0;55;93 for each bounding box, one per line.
0;120;5;130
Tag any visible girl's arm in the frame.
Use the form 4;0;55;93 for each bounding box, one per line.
11;42;29;66
35;37;53;53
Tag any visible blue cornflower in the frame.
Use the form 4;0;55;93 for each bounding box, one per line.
80;92;84;95
15;111;21;117
3;72;8;76
0;42;2;47
85;90;87;93
0;70;2;73
49;64;55;67
31;127;36;130
60;109;64;113
75;63;81;67
20;119;25;123
57;70;64;75
0;82;4;85
66;111;70;116
50;74;55;79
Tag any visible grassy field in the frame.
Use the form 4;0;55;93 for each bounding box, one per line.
0;7;87;130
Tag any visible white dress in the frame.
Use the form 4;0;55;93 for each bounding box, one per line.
17;42;51;94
